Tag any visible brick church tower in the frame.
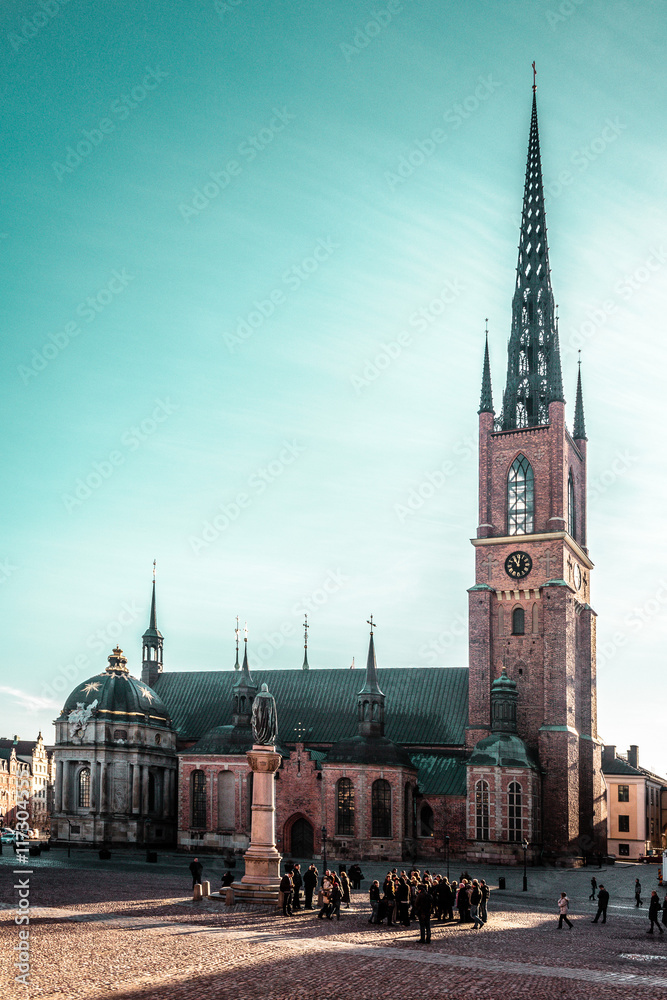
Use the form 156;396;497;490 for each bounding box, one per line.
466;83;605;856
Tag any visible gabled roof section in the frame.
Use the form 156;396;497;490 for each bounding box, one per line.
153;666;468;746
412;753;467;796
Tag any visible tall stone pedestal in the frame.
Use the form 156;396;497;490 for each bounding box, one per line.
232;744;282;906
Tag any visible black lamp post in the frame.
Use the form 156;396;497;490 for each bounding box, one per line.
445;834;450;880
522;837;529;892
321;825;327;874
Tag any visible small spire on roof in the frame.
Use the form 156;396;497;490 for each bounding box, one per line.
302;614;309;671
573;351;587;440
478;322;494;415
234;615;240;670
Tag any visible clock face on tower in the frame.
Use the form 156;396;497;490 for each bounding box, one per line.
505;551;533;580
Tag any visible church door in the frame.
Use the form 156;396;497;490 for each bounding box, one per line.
290;817;314;858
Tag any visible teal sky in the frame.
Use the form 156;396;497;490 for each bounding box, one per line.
2;1;666;772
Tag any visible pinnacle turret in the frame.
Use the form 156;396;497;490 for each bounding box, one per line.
141;564;163;687
478;329;494;415
232;627;257;728
501;83;564;429
573;360;587;440
357;617;384;737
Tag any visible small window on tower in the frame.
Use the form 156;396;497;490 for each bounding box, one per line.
512;608;525;635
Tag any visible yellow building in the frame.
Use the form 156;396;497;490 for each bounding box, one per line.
602;745;666;860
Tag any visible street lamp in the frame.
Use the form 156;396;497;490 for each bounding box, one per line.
321;825;327;874
522;837;529;892
445;834;450;880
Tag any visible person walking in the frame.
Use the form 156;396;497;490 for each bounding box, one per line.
592;884;609;923
589;876;597;901
470;880;484;929
480;880;490;924
189;857;203;888
662;892;667;927
557;892;573;929
635;878;643;908
292;863;303;911
648;890;664;934
382;879;396;926
415;884;433;943
303;864;318;909
329;879;342;920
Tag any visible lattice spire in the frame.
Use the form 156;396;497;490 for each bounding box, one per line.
502;75;564;429
573;355;587;440
478;321;494;415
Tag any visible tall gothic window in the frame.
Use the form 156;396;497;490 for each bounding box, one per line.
512;607;525;635
78;767;90;808
507;455;534;535
372;779;391;838
568;472;576;540
475;779;490;841
191;770;206;827
218;771;235;830
508;781;523;842
420;803;434;837
336;778;354;836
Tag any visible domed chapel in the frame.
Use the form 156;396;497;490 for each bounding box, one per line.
52;84;606;863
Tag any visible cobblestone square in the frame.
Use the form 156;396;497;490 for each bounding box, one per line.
3;851;667;999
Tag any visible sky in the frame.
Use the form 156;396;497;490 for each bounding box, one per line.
1;0;666;774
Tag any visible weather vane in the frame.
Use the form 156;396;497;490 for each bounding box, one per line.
303;614;309;649
532;60;537;93
153;559;156;581
235;615;240;654
367;615;377;635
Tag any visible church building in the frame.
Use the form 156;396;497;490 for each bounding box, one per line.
52;84;607;863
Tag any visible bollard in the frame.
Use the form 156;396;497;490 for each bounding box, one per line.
498;877;506;889
193;883;203;901
201;880;211;897
225;887;235;906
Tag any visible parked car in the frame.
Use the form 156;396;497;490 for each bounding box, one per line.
1;832;16;843
640;851;662;864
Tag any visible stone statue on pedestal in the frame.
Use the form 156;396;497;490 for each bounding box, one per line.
251;683;278;745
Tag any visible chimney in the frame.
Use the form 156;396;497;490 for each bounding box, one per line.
627;745;639;769
602;745;616;764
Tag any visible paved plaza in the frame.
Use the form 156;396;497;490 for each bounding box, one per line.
3;849;667;999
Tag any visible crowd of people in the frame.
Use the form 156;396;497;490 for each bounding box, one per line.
278;863;490;942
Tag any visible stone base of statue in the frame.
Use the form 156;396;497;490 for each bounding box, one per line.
231;744;282;906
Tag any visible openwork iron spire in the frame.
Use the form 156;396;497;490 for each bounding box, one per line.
501;80;564;430
573;356;587;440
478;323;494;415
302;614;309;671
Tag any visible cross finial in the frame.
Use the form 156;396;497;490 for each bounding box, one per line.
294;721;308;741
303;614;309;649
235;615;240;653
367;615;376;634
152;559;156;582
532;61;537;93
578;348;582;369
244;620;248;643
485;317;489;336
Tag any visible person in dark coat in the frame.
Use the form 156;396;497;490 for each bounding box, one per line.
635;878;643;907
438;878;454;922
349;864;364;890
381;880;396;926
397;876;411;926
415;884;433;943
592;884;609;923
662;892;667;927
457;880;470;923
589;876;597;900
292;863;303;910
369;880;380;923
340;870;351;908
279;871;294;916
648;890;664;934
470;880;484;929
479;880;490;923
220;870;234;888
329;880;342;920
189;858;203;888
303;865;318;909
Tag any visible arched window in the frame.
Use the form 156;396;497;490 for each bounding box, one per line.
191;770;206;828
512;607;525;635
218;771;235;829
78;767;90;808
507;455;534;535
475;779;489;841
568;472;576;539
372;779;391;838
420;803;434;837
336;778;354;835
508;781;523;842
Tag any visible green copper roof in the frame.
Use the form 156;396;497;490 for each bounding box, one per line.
412;753;467;796
326;734;414;769
153;666;468;745
468;732;539;770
